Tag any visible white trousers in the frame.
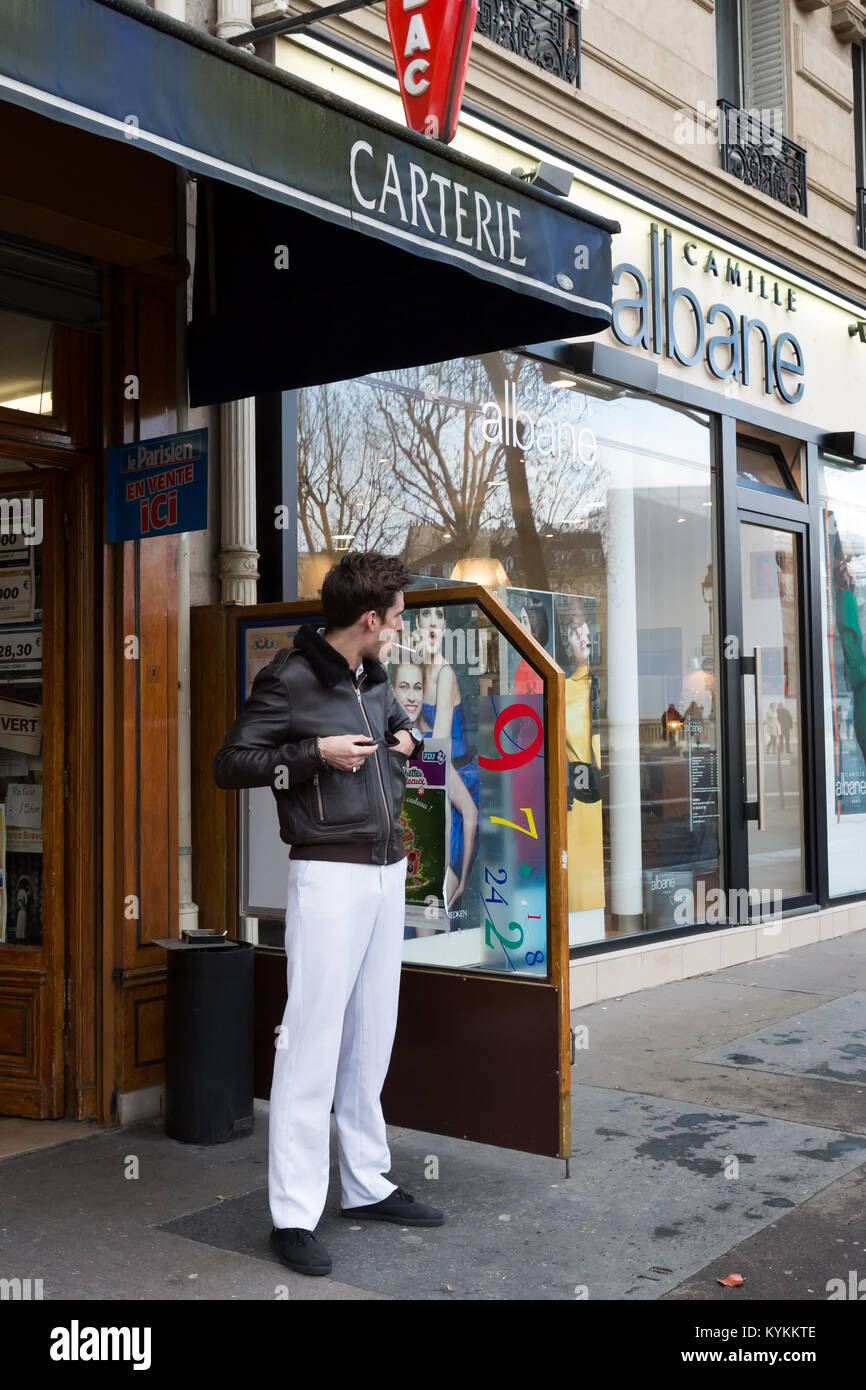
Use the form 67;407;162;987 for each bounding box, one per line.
268;855;408;1231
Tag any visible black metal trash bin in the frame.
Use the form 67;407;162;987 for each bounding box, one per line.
162;938;254;1144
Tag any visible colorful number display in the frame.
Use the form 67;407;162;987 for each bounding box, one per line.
479;696;547;976
478;703;543;770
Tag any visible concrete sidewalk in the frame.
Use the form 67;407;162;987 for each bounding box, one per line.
1;929;865;1301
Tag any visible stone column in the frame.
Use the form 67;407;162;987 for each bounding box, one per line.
219;398;260;605
215;0;253;42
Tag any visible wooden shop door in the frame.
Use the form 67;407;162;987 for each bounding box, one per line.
0;467;68;1117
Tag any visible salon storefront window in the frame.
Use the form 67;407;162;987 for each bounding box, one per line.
819;450;866;898
296;352;720;946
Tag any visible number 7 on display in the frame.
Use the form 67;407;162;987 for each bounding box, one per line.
489;806;538;839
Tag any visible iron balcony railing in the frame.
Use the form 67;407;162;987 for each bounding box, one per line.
475;0;581;87
858;187;866;251
717;99;807;217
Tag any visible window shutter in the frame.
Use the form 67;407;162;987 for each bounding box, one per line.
742;0;787;131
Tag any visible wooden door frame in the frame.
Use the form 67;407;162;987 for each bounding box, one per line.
193;585;573;1158
0;334;100;1119
0;467;67;1117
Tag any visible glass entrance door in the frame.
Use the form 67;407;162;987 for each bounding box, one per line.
739;521;807;899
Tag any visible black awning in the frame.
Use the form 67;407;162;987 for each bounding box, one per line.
1;0;619;403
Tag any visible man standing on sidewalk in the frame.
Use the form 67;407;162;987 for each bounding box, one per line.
213;552;444;1277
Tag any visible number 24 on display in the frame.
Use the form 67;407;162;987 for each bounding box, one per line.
480;697;545;969
482;868;544;965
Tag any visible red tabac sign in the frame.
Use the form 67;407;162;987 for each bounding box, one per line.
386;0;478;145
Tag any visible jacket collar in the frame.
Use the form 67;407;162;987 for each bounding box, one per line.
293;622;387;688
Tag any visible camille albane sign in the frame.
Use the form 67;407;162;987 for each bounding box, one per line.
611;224;805;404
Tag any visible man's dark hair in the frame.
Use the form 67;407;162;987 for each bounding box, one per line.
321;552;413;629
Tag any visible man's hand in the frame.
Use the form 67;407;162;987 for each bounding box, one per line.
389;729;416;757
319;734;379;772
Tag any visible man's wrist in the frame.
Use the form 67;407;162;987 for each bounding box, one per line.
315;736;328;767
400;725;424;756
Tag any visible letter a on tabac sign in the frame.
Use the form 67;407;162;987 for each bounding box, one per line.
386;0;478;144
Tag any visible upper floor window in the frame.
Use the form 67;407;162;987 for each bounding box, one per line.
716;0;788;133
715;0;805;216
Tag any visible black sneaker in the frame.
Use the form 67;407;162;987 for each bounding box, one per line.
341;1185;445;1226
269;1226;332;1276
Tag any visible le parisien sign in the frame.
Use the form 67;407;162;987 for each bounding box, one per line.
386;0;477;144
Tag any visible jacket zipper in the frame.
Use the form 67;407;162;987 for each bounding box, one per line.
313;772;324;819
354;675;391;835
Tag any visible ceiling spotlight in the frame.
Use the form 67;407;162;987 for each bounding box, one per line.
550;377;577;390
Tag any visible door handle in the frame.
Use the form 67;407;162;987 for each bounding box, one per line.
753;645;767;831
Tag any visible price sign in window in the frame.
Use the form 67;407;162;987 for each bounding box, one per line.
0;490;43;946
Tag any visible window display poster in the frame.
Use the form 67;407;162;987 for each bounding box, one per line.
553;593;605;914
478;692;547;975
243;622;302;698
399;602;483;931
401;744;449;931
824;509;866;815
503;588;554;694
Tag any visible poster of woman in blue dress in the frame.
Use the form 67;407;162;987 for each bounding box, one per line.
413;603;480;919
